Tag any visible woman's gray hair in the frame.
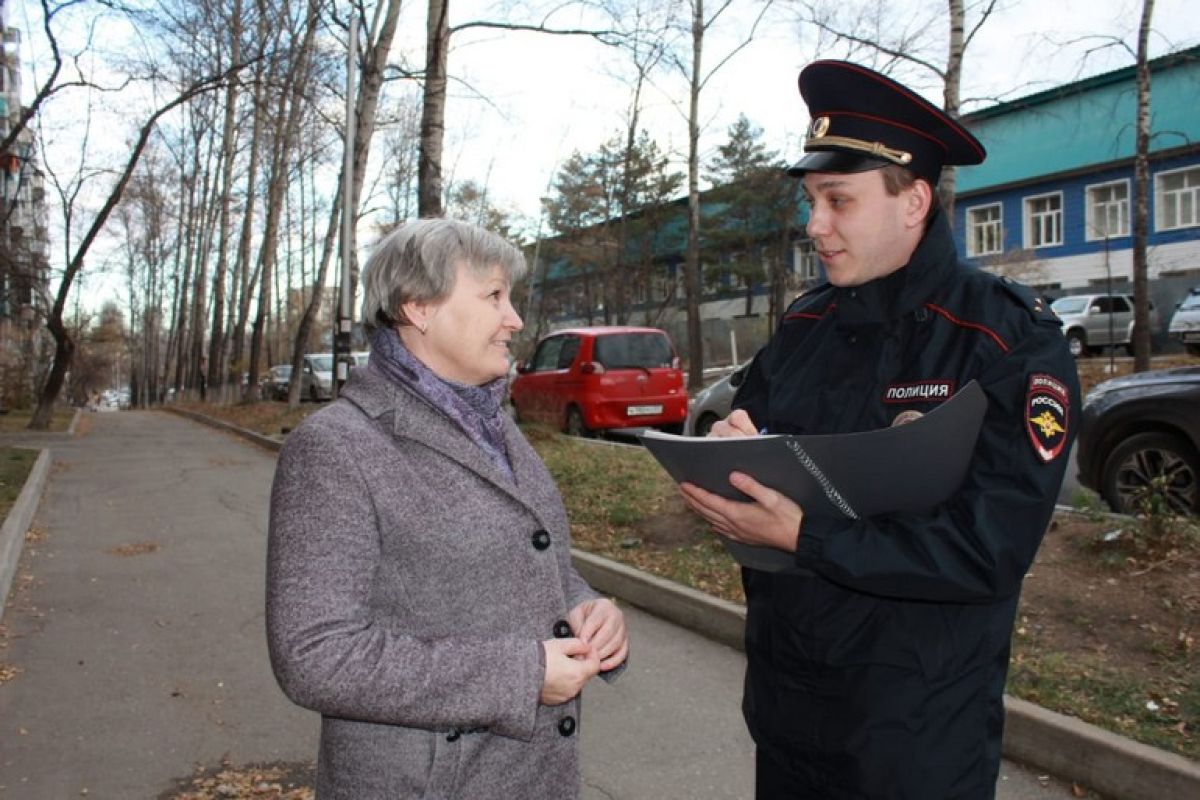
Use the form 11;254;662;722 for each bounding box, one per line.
361;218;527;332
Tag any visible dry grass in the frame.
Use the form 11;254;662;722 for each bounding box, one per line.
0;447;39;521
0;407;75;433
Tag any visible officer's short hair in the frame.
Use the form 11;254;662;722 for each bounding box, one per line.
879;164;939;224
361;218;527;333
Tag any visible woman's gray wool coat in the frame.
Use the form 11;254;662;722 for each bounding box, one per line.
267;365;602;799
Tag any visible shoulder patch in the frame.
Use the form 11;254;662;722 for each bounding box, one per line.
1026;373;1070;463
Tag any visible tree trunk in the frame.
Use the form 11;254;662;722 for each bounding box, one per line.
1131;0;1154;372
418;0;450;217
683;0;704;393
189;123;220;398
228;3;273;391
289;181;343;407
208;0;243;392
247;0;321;403
345;0;404;314
938;0;965;221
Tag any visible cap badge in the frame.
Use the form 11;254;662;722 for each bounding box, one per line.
809;116;830;139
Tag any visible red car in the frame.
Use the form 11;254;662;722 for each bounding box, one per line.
510;326;688;436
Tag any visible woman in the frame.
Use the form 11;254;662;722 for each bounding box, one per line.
267;219;628;798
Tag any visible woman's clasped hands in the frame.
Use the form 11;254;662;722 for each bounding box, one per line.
540;598;627;705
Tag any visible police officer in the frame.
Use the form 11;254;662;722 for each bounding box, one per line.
680;61;1080;799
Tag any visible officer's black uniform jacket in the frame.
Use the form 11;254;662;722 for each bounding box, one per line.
732;209;1080;799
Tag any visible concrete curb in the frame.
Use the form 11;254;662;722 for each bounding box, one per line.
571;549;746;651
0;448;52;620
164;407;283;453
171;407;1200;799
1004;695;1200;800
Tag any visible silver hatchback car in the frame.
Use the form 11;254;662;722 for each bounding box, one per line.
684;362;752;436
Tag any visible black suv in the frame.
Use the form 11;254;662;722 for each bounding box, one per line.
1077;367;1200;515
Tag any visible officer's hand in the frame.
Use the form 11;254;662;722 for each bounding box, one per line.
709;409;759;438
540;638;600;705
680;472;803;552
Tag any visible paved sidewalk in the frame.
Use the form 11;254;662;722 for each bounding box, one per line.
0;410;1080;797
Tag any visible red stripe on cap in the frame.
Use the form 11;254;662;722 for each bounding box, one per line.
826;110;950;153
924;303;1010;352
829;62;986;160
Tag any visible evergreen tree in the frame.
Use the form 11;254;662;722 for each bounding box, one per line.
705;116;798;320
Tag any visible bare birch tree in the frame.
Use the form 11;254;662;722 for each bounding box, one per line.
1131;0;1154;371
674;0;773;392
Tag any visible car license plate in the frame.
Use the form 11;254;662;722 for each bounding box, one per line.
627;404;663;416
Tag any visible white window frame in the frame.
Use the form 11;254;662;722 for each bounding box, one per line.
1155;165;1200;232
965;203;1004;257
795;240;820;282
1023;192;1063;249
1084;179;1130;240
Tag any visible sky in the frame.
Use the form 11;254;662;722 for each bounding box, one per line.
12;0;1200;310
432;0;1199;226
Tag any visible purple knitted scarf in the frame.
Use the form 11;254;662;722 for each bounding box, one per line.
368;327;513;480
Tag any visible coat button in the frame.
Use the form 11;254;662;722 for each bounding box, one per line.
553;620;572;638
446;728;461;742
531;530;551;551
557;716;576;737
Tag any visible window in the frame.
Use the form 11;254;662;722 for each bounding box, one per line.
1024;193;1063;248
1091;296;1131;314
966;203;1003;257
795;241;821;282
1086;180;1129;240
593;333;673;369
557;337;581;368
531;338;565;372
631;280;647;306
1156;166;1200;231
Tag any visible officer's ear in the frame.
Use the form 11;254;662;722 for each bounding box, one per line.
903;179;934;229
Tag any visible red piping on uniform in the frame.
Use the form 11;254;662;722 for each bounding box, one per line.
924;303;1010;353
784;303;837;322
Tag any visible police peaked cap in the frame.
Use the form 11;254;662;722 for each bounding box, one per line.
787;60;986;186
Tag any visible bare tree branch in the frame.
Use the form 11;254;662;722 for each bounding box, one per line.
449;20;627;47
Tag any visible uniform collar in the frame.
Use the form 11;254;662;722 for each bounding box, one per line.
833;208;958;326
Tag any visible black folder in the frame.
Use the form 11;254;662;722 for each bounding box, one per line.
639;381;988;571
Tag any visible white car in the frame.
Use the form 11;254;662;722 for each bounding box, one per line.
301;353;334;401
1168;287;1200;356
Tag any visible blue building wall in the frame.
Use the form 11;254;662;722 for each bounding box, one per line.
951;47;1200;303
954;151;1200;266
